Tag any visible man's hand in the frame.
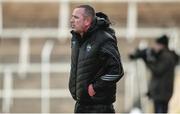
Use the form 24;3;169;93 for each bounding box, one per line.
88;84;96;97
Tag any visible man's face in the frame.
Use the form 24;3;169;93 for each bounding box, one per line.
153;42;163;53
70;8;90;34
70;8;86;34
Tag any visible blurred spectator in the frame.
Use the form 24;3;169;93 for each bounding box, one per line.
129;35;179;113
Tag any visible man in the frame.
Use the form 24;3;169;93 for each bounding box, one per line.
129;35;179;113
69;5;124;113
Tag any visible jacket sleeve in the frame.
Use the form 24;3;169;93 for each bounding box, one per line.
93;40;124;91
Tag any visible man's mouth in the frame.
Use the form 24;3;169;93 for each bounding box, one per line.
71;23;75;28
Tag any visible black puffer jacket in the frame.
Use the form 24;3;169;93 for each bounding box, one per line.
69;17;124;104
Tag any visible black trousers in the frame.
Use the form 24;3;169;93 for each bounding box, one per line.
74;102;115;113
154;100;169;113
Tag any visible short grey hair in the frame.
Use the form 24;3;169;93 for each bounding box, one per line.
77;5;95;19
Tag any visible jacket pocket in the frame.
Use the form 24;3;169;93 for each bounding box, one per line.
91;89;106;101
77;83;90;100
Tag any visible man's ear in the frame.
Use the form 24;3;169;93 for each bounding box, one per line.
84;17;92;26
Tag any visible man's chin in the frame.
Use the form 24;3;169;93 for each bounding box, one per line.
71;28;76;31
71;29;79;33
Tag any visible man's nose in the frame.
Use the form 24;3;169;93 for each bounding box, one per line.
70;18;74;23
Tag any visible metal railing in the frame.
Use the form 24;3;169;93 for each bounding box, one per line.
41;41;54;113
0;40;71;113
2;67;13;113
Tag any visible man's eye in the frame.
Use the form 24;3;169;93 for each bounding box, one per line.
74;16;79;19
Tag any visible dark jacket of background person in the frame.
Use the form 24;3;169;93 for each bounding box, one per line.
129;47;179;102
69;17;124;105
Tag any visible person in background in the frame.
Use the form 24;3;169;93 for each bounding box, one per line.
129;35;179;113
69;5;124;113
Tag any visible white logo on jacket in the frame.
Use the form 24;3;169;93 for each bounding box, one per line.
72;41;76;46
86;44;92;52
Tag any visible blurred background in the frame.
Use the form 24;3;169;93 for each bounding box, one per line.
0;0;180;113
